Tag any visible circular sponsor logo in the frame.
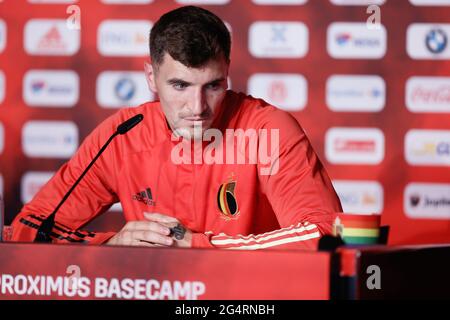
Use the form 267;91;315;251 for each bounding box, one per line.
114;77;136;102
425;28;447;54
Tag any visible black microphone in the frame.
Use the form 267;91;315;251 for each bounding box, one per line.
34;114;144;243
117;113;143;135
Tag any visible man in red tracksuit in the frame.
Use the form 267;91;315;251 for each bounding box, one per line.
11;6;342;250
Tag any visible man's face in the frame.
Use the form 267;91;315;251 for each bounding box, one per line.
145;53;229;140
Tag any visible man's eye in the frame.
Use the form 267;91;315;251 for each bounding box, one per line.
207;83;221;90
173;83;188;90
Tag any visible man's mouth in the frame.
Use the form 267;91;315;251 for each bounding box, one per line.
183;117;210;122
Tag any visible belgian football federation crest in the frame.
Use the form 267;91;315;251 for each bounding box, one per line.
217;174;240;220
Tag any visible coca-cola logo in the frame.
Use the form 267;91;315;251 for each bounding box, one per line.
410;85;450;104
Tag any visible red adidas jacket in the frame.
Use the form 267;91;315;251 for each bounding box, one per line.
11;91;342;250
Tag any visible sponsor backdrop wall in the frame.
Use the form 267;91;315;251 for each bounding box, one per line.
0;0;449;245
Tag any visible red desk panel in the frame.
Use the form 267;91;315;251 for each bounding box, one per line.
0;243;331;300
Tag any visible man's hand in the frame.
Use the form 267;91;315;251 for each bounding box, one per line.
106;218;174;247
105;212;192;247
144;212;193;248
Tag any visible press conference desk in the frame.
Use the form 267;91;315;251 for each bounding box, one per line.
1;242;449;300
0;243;331;300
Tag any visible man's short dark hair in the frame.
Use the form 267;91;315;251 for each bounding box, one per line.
150;6;231;68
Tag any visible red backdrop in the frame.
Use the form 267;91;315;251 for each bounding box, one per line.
0;0;449;246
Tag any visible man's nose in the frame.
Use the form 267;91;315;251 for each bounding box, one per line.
191;89;208;116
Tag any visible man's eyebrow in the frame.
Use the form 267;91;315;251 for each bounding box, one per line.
204;77;227;87
206;77;226;84
166;77;226;86
167;78;191;86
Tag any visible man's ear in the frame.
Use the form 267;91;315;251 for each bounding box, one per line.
144;61;157;93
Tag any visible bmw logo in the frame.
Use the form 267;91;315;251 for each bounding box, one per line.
425;28;447;54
